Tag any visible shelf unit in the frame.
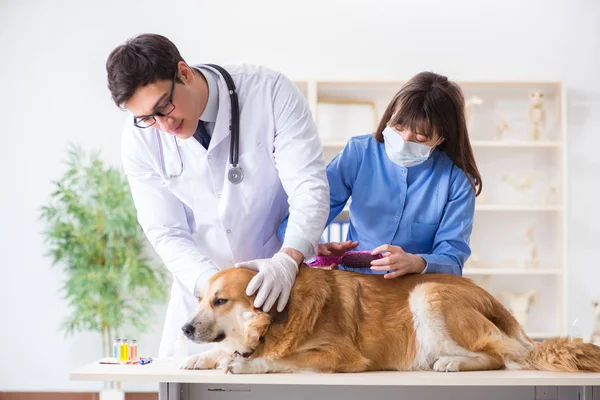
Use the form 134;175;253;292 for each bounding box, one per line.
321;140;563;149
293;78;568;339
475;205;561;212
463;269;561;276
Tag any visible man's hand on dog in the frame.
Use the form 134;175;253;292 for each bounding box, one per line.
235;252;299;312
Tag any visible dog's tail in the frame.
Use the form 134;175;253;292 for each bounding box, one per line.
523;337;600;372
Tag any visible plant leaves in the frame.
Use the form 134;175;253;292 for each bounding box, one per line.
39;144;167;341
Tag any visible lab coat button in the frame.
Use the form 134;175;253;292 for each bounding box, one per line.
217;193;222;199
207;155;212;159
226;229;232;234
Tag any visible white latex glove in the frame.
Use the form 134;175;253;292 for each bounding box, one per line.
234;252;299;312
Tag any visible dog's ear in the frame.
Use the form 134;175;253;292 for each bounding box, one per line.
268;306;289;324
244;311;271;351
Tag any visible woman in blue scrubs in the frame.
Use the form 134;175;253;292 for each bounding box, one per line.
320;71;482;278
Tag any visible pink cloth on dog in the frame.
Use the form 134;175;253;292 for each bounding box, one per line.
309;250;382;268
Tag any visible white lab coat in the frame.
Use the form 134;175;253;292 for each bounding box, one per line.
120;64;329;357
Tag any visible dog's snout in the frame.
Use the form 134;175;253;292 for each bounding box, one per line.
182;323;195;338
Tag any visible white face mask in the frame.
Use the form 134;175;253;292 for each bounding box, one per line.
382;126;439;167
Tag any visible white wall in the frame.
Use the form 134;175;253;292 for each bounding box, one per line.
1;0;599;392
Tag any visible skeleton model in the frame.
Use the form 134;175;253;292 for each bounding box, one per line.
502;173;534;204
528;91;546;140
510;171;556;205
544;181;557;205
496;115;510;140
536;174;557;205
464;253;495;269
524;227;539;269
465;96;483;124
499;289;537;326
591;301;600;344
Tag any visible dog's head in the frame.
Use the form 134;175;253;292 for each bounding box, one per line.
181;267;282;356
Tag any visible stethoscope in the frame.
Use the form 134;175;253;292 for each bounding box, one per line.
156;64;243;185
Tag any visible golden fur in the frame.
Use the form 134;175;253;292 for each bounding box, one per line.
180;266;600;374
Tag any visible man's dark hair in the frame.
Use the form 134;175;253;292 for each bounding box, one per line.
106;33;185;108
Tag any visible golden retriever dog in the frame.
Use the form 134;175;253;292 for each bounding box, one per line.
180;266;600;374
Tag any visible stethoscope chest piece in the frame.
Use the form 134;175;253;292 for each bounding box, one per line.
228;165;244;184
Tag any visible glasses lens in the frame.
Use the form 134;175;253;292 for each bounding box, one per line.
157;102;175;117
135;116;156;129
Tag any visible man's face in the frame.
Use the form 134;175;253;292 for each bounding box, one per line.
125;66;205;140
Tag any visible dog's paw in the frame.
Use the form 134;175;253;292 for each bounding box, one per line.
432;356;461;372
215;353;237;370
224;354;258;374
180;354;216;370
225;359;252;374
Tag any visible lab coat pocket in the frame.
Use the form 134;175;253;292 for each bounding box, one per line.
410;222;440;253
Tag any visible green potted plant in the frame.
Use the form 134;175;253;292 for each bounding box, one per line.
39;144;167;398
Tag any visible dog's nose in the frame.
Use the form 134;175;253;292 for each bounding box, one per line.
182;323;195;338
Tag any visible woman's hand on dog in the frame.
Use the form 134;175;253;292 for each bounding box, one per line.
370;244;427;278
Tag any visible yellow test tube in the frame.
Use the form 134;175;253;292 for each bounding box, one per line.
120;338;129;361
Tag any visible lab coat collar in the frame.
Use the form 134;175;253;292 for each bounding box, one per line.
197;67;219;123
197;65;233;152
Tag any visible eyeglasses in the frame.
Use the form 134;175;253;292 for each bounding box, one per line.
133;71;177;129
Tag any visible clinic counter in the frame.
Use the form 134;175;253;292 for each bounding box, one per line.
70;359;600;385
71;359;600;400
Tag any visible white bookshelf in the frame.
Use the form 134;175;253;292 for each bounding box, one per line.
293;78;568;340
475;205;562;212
463;268;561;276
321;140;563;149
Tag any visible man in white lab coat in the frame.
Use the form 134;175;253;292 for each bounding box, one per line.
106;34;329;357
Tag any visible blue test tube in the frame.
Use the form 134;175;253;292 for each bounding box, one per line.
112;339;121;359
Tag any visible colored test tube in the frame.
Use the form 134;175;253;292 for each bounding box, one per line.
120;338;129;361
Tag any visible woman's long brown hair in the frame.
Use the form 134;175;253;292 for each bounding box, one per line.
374;71;482;196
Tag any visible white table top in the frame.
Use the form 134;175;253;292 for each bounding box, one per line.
70;359;600;386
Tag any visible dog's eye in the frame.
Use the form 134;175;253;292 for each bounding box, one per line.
213;298;228;306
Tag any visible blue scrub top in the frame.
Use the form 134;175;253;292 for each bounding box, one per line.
279;134;476;276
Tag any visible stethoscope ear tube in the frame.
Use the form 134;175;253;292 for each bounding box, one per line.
205;64;240;168
205;64;242;184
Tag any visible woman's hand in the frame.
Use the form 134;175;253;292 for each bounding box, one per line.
317;240;359;256
370;244;426;278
